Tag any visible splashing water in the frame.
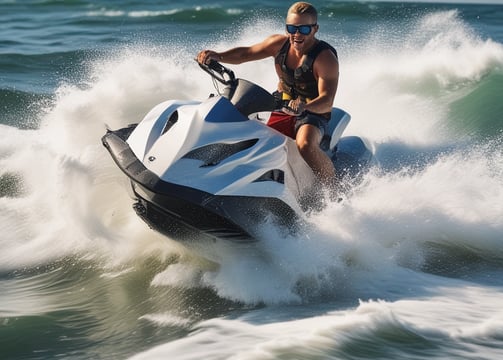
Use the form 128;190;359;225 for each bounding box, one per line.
1;9;502;306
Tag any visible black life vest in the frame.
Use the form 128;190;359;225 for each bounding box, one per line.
275;39;338;101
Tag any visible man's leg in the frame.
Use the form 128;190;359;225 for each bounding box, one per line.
296;124;336;187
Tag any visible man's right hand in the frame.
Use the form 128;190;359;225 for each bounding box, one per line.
197;50;220;65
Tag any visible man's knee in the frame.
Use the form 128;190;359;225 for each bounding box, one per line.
296;135;308;148
296;124;321;144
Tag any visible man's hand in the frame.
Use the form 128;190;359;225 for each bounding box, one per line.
197;50;220;65
283;98;306;116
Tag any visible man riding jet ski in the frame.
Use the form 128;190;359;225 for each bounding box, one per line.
102;61;373;245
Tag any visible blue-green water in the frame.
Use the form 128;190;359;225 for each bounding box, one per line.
1;1;503;359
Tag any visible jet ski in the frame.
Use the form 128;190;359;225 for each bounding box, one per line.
102;61;374;246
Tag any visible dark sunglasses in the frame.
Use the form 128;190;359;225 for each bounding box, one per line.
286;23;317;35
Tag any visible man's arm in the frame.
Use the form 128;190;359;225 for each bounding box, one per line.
305;49;339;114
197;34;287;65
288;49;339;115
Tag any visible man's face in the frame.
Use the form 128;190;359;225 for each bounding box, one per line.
285;13;318;53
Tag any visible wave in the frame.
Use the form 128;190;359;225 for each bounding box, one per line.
128;286;503;360
337;9;503;144
85;6;247;22
0;88;52;129
0;256;201;359
448;71;503;140
0;50;102;95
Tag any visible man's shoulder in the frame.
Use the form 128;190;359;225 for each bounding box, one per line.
265;34;288;46
316;40;338;58
261;34;288;55
311;41;339;77
314;41;338;65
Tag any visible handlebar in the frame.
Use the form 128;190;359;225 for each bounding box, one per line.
196;59;303;115
197;59;237;86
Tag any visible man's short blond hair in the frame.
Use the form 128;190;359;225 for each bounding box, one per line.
287;2;318;22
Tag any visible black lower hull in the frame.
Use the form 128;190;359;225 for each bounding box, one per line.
131;182;299;244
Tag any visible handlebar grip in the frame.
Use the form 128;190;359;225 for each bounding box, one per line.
196;58;236;86
207;59;225;74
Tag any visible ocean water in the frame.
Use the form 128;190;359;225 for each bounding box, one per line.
1;0;503;359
